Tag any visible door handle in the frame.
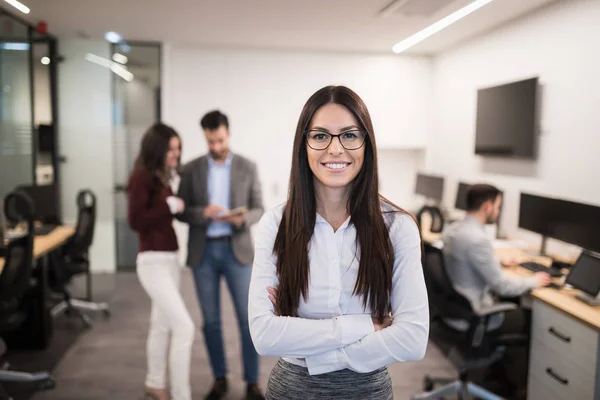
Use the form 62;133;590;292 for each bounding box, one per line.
114;184;126;193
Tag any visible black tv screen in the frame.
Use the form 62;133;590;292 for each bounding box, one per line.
474;77;538;158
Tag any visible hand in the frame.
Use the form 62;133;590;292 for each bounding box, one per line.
500;257;520;267
267;286;279;315
203;204;226;219
534;272;551;287
372;316;393;331
166;196;185;214
173;197;185;213
217;210;247;227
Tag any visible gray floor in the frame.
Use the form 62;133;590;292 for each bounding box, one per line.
32;271;456;400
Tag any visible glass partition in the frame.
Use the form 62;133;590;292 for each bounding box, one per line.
0;12;33;200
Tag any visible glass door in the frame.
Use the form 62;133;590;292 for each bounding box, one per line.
112;42;161;270
0;12;33;200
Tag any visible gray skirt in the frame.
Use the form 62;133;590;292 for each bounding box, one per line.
266;359;393;400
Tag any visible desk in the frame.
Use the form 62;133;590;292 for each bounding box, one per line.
0;225;74;349
492;247;599;398
0;225;75;273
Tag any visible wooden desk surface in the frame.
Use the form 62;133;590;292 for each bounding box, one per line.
0;225;75;273
499;248;600;331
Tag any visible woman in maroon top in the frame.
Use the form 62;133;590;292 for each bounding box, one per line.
128;123;194;400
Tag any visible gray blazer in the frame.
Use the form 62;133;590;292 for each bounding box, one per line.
176;153;264;267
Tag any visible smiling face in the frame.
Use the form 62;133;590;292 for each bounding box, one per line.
165;136;181;169
306;103;365;191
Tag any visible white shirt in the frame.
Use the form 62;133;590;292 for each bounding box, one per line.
248;203;429;376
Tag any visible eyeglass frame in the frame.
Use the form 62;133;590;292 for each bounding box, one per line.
303;129;367;151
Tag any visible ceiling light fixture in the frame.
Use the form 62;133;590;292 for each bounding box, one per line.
392;0;493;54
41;57;50;65
85;53;134;82
112;53;128;64
4;0;30;14
104;31;122;44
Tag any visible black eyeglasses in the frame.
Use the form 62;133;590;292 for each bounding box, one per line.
304;129;366;151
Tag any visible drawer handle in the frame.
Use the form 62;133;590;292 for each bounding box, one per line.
548;327;571;343
546;368;569;386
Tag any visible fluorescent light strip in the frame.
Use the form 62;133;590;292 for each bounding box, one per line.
392;0;493;54
110;64;134;82
85;53;134;82
4;0;30;14
0;42;29;51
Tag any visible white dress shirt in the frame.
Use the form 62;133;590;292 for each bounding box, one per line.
248;202;429;376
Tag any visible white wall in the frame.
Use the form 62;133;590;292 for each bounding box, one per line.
58;39;116;272
162;46;432;211
428;0;600;256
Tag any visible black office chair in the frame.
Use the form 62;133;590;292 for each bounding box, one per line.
412;242;528;400
0;192;55;393
416;205;445;236
50;190;109;327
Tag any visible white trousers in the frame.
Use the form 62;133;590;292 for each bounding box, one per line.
136;251;195;400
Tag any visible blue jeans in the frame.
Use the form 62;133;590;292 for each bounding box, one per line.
193;240;259;383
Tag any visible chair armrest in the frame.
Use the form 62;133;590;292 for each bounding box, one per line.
474;302;517;318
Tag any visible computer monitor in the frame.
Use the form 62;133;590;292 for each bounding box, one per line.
565;252;600;305
519;192;600;255
415;173;444;203
15;184;59;224
454;182;470;211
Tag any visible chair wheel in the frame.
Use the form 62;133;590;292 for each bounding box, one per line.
423;376;434;391
39;377;56;390
102;309;111;319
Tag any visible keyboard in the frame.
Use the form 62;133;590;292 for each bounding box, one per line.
548;282;562;290
520;261;563;277
34;225;57;236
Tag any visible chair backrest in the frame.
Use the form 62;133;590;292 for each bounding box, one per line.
422;242;473;321
0;193;35;303
68;189;96;256
4;190;35;233
416;206;445;234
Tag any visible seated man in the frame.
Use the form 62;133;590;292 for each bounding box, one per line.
442;184;550;398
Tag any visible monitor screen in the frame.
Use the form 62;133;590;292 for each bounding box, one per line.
475;77;538;158
415;173;444;202
519;193;600;253
566;252;600;296
16;184;59;224
455;182;470;211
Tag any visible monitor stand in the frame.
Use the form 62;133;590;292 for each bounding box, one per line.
524;235;549;258
575;292;600;307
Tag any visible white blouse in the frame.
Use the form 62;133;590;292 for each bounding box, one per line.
248;203;429;376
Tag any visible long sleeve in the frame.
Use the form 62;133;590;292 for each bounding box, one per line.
469;237;538;297
175;165;209;227
128;170;172;232
304;214;429;375
248;210;375;358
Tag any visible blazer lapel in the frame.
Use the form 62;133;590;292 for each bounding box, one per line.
229;154;241;208
198;156;209;205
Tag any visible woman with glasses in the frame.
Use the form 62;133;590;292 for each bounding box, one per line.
248;86;429;399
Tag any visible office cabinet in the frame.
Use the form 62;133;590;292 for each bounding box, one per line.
528;299;599;399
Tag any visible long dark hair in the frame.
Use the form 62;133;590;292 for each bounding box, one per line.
130;122;181;194
273;85;405;322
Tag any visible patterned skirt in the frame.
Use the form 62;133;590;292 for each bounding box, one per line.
266;359;393;400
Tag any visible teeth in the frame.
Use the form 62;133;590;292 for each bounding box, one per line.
325;163;348;170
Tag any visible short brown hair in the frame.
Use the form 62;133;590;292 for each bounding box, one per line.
466;184;501;211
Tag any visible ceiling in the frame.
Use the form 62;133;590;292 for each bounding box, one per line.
17;0;557;55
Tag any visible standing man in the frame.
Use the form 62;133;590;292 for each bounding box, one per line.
177;110;265;400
